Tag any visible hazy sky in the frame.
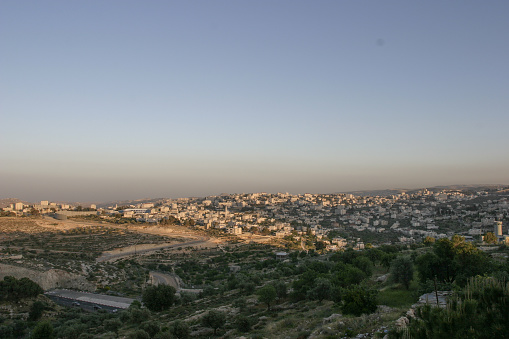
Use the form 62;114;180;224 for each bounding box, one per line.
1;1;508;202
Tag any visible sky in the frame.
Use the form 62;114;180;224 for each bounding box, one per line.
1;1;508;202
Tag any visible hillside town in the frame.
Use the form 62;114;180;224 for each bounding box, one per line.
3;187;508;249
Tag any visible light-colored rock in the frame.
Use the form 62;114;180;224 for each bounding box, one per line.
322;313;342;324
0;263;95;291
395;316;409;328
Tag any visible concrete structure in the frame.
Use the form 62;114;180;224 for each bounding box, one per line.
276;252;288;260
495;221;503;237
46;289;135;309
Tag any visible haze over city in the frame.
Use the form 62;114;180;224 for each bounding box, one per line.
1;1;508;202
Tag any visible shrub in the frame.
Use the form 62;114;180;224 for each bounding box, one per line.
235;315;251;332
140;321;160;337
307;278;332;303
31;321;55;339
28;301;45;321
341;286;378;316
128;329;150;339
201;310;226;335
171;320;190;339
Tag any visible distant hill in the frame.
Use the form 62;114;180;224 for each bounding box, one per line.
95;198;166;209
339;184;508;197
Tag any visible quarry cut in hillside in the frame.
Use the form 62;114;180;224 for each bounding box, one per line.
0;263;95;291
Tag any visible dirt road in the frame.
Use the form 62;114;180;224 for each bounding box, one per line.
96;237;209;262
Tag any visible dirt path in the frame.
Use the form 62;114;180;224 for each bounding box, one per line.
96;237;210;262
23;216;224;262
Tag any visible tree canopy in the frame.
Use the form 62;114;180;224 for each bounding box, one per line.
0;276;43;302
257;284;277;310
142;285;176;312
416;236;492;286
201;310;226;335
390;256;414;290
391;277;509;338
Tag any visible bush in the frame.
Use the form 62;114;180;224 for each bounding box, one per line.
129;307;151;324
341;286;378;316
201;310;226;335
31;321;55;339
128;329;150;339
28;301;45;321
140;321;160;338
352;256;374;276
171;320;190;339
307;278;332;303
103;318;122;333
235;315;251;332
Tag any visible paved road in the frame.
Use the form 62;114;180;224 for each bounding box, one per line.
96;237;208;262
46;295;121;313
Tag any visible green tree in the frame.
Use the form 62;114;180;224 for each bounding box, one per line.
140;321;160;338
28;301;45;321
390;277;509;339
423;236;435;246
171;320;190;339
416;236;492;286
274;281;287;300
341;286;378;316
142;285;176;311
31;321;55;339
307;277;332;303
201;310;226;335
128;329;150;339
390;256;414;289
235;315;251;332
315;241;327;252
129;307;151;324
484;232;498;244
257;284;277;310
353;256;374;276
332;264;367;288
0;276;43;302
103;318;122;334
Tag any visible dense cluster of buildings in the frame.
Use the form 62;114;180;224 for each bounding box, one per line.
3;188;508;247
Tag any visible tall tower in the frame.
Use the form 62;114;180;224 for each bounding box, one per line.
495;221;503;237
